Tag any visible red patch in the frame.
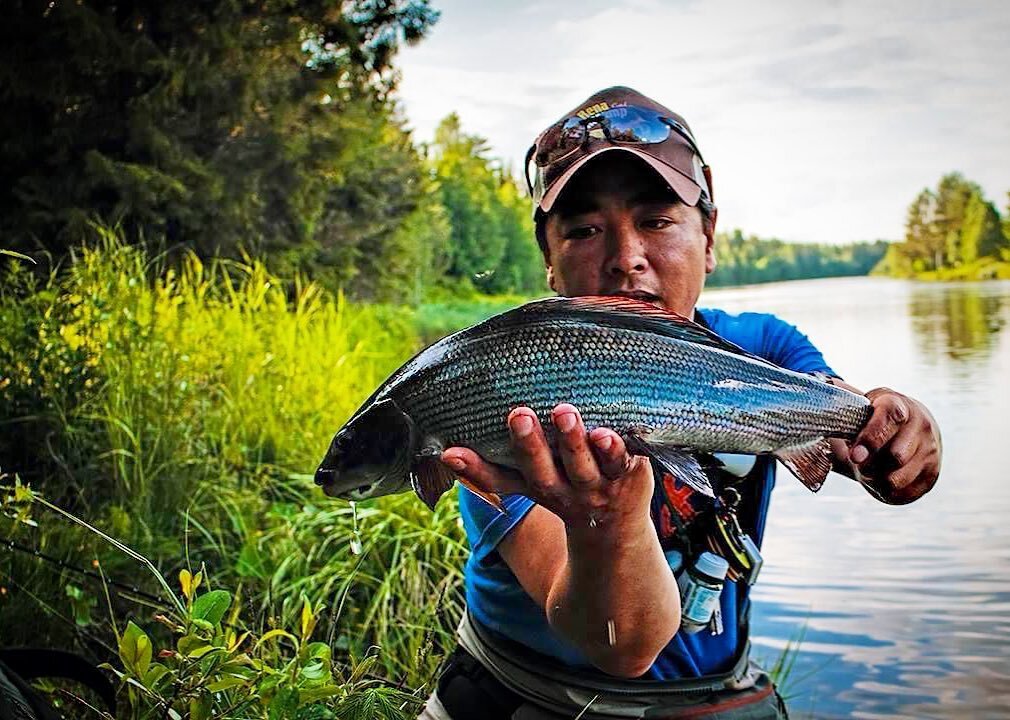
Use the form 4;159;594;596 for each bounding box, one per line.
662;472;698;523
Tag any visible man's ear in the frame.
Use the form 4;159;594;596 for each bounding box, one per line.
546;264;556;291
704;206;718;274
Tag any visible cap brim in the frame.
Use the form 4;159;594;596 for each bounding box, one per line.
539;146;703;213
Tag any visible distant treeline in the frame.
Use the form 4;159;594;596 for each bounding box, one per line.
709;232;888;287
875;173;1010;280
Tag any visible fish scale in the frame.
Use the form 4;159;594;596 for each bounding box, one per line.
315;296;873;508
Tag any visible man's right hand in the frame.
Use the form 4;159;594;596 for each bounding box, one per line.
439;403;655;532
438;403;679;678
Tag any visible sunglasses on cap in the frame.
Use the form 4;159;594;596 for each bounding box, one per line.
524;105;710;205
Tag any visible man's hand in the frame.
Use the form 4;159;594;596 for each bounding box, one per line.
439;403;655;531
831;385;941;505
438;403;676;677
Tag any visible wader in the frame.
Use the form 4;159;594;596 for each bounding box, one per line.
418;612;788;720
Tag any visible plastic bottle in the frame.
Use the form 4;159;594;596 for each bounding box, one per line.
676;552;729;634
664;549;684;574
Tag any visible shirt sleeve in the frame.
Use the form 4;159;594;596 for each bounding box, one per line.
458;486;536;566
757;314;839;377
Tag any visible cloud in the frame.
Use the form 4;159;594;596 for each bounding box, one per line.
396;0;1010;243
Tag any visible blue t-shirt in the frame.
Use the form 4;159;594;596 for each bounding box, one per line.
457;308;837;680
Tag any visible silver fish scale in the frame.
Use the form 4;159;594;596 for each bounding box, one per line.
383;318;868;465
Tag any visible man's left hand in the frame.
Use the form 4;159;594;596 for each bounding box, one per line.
831;386;941;505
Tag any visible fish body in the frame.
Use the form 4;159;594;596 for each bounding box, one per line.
314;296;872;509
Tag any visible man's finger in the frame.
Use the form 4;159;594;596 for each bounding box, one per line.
884;424;922;472
851;391;910;467
441;447;526;496
588;427;635;479
507;407;564;499
553;404;601;488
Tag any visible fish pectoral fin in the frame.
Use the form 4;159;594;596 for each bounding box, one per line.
411;456;506;514
456;476;506;515
774;438;833;492
410;457;457;510
625;435;714;499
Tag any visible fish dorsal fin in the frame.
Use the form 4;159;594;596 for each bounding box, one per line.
514;296;773;366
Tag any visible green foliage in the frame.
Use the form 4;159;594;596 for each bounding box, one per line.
709;230;888;287
0;233;470;712
878;173;1010;279
2;477;423;718
0;0;438;300
431;114;547;295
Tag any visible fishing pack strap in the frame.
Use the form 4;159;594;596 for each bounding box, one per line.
456;612;784;719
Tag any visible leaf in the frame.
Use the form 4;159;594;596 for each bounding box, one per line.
186;644;220;660
299;597;317;641
256;629;298;648
119;621;153;678
13;478;34;503
192;589;231;625
206;675;248;692
298;685;342;703
0;249;36;264
144;663;171;690
178;634;208;656
299;659;328;682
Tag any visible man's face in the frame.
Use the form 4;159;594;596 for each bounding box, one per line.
542;153;716;317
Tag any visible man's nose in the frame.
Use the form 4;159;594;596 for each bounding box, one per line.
605;227;648;278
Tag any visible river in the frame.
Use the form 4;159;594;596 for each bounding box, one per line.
699;277;1010;719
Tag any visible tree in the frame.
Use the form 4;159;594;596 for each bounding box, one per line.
0;0;439;290
959;193;1004;265
430;114;543;294
1003;192;1010;251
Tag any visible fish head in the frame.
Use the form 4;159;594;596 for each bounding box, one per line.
314;399;415;501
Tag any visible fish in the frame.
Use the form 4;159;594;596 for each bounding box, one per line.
313;296;873;510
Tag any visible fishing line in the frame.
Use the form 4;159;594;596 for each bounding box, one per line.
3;538;168;605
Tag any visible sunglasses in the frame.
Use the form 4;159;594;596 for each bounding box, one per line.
524;105;709;200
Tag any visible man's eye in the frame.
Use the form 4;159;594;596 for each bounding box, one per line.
565;226;597;240
642;217;673;230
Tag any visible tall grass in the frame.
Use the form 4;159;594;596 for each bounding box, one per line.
0;232;468;709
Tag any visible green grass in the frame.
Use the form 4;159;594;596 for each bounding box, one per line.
0;233;472;714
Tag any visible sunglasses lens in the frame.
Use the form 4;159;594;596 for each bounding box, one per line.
598;106;671;144
535;117;585;167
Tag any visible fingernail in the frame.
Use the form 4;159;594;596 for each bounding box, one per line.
594;433;613;451
443;456;466;472
851;445;868;463
555;412;577;433
510;414;534;438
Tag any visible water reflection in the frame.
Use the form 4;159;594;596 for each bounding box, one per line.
909;281;1010;363
704;278;1010;719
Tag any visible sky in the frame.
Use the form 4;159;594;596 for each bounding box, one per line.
394;0;1010;245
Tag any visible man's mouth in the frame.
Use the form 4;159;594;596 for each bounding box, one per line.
610;290;663;306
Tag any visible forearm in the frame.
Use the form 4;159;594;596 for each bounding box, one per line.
545;517;680;678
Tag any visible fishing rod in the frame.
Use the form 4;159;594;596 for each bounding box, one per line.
3;538;168;605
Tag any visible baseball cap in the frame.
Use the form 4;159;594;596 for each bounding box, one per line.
524;86;713;214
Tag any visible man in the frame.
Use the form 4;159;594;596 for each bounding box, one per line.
419;87;941;719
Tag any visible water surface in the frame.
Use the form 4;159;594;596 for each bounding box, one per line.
700;277;1010;719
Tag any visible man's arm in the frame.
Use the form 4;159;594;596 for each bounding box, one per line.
440;404;680;678
827;380;942;504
